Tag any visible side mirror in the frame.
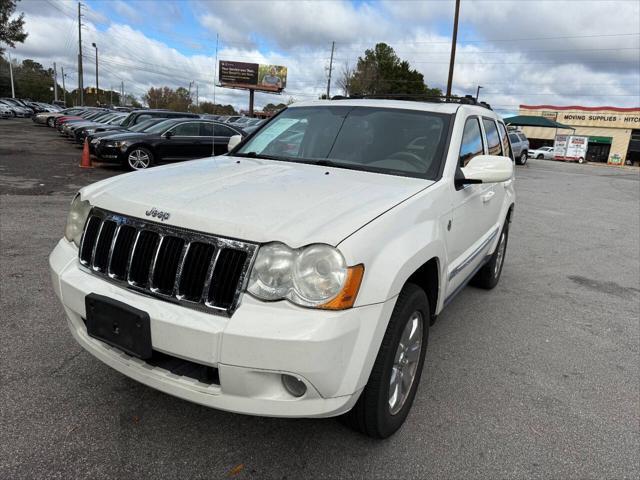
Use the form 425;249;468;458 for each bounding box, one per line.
227;134;242;152
456;155;513;187
164;130;173;139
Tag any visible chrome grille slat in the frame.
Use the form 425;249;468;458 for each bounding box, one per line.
148;235;165;291
173;242;191;297
202;248;222;304
77;208;258;316
126;229;142;284
106;225;121;277
90;220;105;269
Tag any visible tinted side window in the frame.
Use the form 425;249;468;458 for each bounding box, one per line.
482;118;502;156
459;117;484;167
498;122;513;160
518;133;528;142
201;122;213;136
508;133;519;143
171;122;200;136
214;125;238;137
135;114;151;124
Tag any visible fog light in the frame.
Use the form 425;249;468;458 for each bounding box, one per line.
281;374;307;397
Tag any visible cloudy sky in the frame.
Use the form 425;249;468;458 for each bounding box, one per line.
9;0;640;115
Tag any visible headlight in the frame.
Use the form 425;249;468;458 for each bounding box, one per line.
106;140;128;148
64;194;92;247
247;242;364;310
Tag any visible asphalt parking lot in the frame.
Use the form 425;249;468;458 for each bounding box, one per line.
1;118;639;479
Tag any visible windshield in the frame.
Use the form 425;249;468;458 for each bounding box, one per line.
236;106;450;178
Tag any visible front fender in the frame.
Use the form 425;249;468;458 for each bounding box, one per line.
338;181;449;313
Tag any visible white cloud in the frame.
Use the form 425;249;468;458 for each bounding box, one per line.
8;0;639;114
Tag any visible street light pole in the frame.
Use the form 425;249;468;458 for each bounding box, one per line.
91;42;99;105
8;50;15;98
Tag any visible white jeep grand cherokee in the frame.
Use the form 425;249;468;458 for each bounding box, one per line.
50;99;515;438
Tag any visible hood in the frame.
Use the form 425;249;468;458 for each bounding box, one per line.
81;156;431;247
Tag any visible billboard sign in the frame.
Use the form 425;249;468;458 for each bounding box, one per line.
219;61;287;92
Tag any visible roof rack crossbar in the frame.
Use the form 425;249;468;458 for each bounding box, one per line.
330;93;492;110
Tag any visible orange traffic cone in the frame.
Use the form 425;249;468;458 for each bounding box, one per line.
80;138;93;168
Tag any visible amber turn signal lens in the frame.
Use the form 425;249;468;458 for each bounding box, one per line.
320;264;364;310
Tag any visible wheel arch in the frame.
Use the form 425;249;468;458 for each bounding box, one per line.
405;257;440;325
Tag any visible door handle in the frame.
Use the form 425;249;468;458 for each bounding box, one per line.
482;191;495;203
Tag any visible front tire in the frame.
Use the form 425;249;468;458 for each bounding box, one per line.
577;157;585;164
472;221;509;289
341;283;429;438
47;117;54;127
537;154;544;159
126;147;154;170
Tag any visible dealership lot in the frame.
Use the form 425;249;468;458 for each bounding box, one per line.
1;119;639;478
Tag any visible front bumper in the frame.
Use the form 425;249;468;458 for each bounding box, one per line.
95;144;124;163
50;239;394;418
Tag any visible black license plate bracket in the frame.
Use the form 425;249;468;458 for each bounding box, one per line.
85;293;152;359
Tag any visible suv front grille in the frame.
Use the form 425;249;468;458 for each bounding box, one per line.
79;208;258;316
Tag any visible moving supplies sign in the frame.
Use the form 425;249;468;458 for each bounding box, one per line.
219;61;287;92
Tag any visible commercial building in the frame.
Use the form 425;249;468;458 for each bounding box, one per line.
518;105;640;165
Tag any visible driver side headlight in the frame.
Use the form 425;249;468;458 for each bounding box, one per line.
247;242;364;310
64;194;92;247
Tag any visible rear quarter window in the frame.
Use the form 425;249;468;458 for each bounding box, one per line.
482;118;503;156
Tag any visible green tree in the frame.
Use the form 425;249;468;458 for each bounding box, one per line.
197;102;237;115
263;102;286;113
0;56;63;101
347;43;442;98
143;86;192;111
0;0;27;55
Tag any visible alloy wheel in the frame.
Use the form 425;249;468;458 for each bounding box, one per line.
389;311;423;415
128;149;150;169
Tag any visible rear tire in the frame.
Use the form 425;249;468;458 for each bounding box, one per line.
472;221;509;290
47;117;54;127
577;157;585;164
341;283;429;438
516;152;528;165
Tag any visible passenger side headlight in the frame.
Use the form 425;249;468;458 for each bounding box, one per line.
247;242;364;310
64;194;92;247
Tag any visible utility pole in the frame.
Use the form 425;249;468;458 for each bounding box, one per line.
78;2;84;105
53;62;59;102
446;0;460;97
213;33;219;108
61;67;67;105
475;85;483;102
121;80;124;106
196;83;199;109
326;41;335;99
110;86;113;106
8;51;15;98
91;42;98;104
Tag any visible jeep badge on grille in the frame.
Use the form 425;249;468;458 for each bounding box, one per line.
145;207;170;222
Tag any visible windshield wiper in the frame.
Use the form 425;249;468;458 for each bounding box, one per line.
234;151;293;161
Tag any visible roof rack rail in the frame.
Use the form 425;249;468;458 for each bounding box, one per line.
330;93;492;110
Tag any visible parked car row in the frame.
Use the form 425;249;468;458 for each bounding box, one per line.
202;114;265;129
33;106;250;171
1;97;62;118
